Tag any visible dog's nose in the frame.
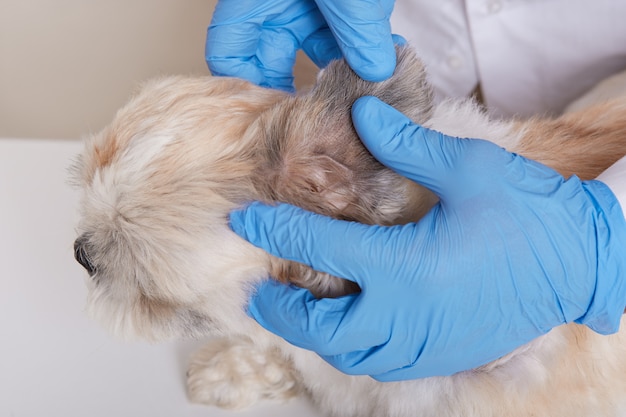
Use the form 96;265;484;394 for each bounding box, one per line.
74;234;96;276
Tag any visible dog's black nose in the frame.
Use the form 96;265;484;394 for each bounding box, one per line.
74;235;96;276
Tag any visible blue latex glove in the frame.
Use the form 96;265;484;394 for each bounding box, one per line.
229;96;626;381
206;0;397;91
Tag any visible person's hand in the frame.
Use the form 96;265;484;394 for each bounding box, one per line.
229;96;626;381
206;0;397;91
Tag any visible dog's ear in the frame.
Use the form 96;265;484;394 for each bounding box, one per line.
309;45;434;124
256;151;358;217
253;45;436;225
289;154;355;213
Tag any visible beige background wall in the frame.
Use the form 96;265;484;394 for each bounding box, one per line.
0;1;317;140
0;0;215;139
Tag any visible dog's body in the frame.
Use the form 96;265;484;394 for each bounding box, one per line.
73;46;626;416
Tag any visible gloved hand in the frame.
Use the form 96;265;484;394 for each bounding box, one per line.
206;0;397;91
229;96;626;381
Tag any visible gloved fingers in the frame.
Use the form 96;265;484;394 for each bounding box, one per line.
314;0;396;81
207;24;299;91
352;96;480;199
301;31;407;72
207;0;325;90
254;28;300;91
206;1;270;80
252;3;328;90
229;202;416;287
301;28;343;68
206;21;266;85
248;280;385;355
391;33;407;46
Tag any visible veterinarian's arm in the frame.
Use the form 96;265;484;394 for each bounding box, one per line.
230;97;626;381
205;0;397;91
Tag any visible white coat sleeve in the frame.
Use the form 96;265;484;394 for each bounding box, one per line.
597;156;626;221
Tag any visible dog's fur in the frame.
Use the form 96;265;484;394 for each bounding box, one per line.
72;46;626;416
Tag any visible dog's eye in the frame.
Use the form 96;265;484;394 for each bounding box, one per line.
74;235;97;276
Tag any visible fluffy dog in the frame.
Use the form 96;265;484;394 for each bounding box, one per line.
72;46;626;416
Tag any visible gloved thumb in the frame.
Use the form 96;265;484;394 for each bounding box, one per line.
351;96;473;198
248;280;382;355
230;201;408;287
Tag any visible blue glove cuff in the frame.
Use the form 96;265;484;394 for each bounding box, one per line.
575;180;626;334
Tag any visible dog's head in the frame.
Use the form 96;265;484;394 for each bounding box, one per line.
72;46;435;341
72;76;286;340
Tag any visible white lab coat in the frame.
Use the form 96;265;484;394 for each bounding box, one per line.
391;0;626;214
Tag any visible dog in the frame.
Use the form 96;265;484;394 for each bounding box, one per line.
72;46;626;416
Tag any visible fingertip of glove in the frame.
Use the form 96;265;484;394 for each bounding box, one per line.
205;58;265;86
352;95;384;116
245;283;266;320
352;58;396;82
245;297;261;320
228;201;271;242
302;30;343;68
352;96;396;134
229;202;306;257
246;280;317;335
227;207;247;238
345;41;397;82
246;279;283;318
351;96;406;143
392;34;407;46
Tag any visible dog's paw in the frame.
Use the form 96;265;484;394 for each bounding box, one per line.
187;336;300;409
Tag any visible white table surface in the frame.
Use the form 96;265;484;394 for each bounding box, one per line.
0;138;321;417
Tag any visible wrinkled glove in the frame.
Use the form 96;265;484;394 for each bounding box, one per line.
229;96;626;381
206;0;397;91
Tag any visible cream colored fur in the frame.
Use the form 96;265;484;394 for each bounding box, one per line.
72;47;626;416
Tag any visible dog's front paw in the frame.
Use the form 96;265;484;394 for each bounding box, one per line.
187;336;300;409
